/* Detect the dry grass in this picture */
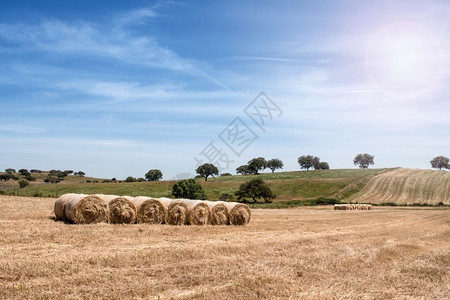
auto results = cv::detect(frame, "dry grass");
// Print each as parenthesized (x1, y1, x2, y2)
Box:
(351, 168, 450, 205)
(1, 196, 449, 299)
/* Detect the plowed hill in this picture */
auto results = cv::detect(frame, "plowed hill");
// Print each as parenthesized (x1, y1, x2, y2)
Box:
(350, 168, 450, 205)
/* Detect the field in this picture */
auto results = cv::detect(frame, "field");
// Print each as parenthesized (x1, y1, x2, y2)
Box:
(1, 196, 449, 299)
(0, 169, 386, 203)
(351, 168, 450, 205)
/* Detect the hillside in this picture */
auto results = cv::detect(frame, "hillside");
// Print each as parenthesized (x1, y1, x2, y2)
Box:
(349, 168, 450, 205)
(0, 169, 386, 202)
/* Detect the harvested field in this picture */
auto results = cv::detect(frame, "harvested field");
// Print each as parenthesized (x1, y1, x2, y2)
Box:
(0, 196, 449, 299)
(350, 168, 450, 205)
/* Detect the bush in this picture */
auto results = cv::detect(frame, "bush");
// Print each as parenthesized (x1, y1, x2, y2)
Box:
(220, 173, 232, 177)
(25, 174, 36, 181)
(125, 176, 136, 182)
(218, 193, 235, 202)
(235, 178, 276, 203)
(44, 176, 61, 183)
(145, 169, 163, 181)
(172, 179, 206, 200)
(18, 180, 29, 188)
(136, 178, 146, 182)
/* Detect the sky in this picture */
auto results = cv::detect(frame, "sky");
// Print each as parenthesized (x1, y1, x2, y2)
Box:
(0, 0, 449, 179)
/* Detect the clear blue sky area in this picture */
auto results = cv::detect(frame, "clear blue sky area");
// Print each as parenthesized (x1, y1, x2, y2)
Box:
(1, 0, 449, 179)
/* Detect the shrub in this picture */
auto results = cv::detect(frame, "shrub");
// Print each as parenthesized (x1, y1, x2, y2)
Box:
(125, 176, 136, 183)
(172, 179, 206, 200)
(18, 180, 29, 188)
(218, 193, 235, 202)
(220, 173, 232, 177)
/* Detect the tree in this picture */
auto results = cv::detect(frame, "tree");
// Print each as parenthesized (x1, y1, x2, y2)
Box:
(25, 174, 36, 181)
(247, 157, 267, 174)
(298, 155, 319, 171)
(145, 169, 163, 181)
(317, 162, 330, 170)
(74, 171, 85, 177)
(5, 168, 15, 174)
(0, 174, 11, 181)
(125, 176, 136, 182)
(195, 163, 219, 181)
(30, 169, 42, 173)
(430, 156, 449, 170)
(220, 173, 232, 177)
(267, 158, 284, 173)
(44, 176, 61, 183)
(353, 153, 375, 168)
(172, 179, 206, 200)
(236, 165, 251, 175)
(64, 170, 74, 175)
(18, 169, 29, 176)
(18, 180, 29, 188)
(235, 178, 276, 203)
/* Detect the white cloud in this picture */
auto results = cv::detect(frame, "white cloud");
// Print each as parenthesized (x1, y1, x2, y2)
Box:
(0, 124, 46, 134)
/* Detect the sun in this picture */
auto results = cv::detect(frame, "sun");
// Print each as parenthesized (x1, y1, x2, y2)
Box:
(366, 22, 443, 99)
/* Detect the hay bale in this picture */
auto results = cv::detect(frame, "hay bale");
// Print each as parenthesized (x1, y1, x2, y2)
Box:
(223, 202, 251, 226)
(65, 194, 116, 224)
(54, 193, 87, 221)
(178, 199, 211, 225)
(334, 204, 347, 210)
(135, 197, 172, 224)
(109, 196, 137, 224)
(205, 201, 229, 225)
(167, 200, 190, 225)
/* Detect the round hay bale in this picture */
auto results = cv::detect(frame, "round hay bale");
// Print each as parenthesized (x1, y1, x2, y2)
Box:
(135, 197, 172, 224)
(65, 194, 115, 224)
(109, 196, 137, 224)
(223, 202, 251, 226)
(167, 200, 190, 225)
(204, 201, 229, 225)
(54, 194, 87, 221)
(178, 199, 211, 225)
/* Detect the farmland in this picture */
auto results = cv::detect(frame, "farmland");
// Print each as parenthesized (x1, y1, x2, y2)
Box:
(350, 168, 450, 205)
(0, 168, 386, 203)
(0, 196, 449, 299)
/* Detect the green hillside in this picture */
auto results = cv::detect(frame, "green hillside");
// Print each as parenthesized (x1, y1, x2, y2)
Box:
(0, 169, 387, 202)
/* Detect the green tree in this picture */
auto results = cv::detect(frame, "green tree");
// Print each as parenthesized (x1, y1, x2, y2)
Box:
(25, 174, 36, 181)
(195, 163, 219, 181)
(430, 156, 449, 170)
(145, 169, 163, 181)
(5, 168, 16, 174)
(353, 153, 375, 168)
(18, 169, 29, 176)
(317, 162, 330, 170)
(247, 157, 267, 174)
(236, 165, 251, 175)
(125, 176, 136, 182)
(0, 174, 11, 181)
(267, 158, 284, 173)
(172, 179, 206, 200)
(235, 178, 276, 203)
(298, 155, 319, 171)
(74, 171, 85, 177)
(18, 180, 29, 188)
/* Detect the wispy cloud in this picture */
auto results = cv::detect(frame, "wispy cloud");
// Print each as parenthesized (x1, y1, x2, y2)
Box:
(0, 124, 46, 134)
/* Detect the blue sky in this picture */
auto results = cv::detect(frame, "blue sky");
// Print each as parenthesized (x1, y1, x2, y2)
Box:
(1, 0, 449, 179)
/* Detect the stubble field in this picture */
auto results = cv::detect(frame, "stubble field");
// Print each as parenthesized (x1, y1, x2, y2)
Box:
(1, 196, 449, 299)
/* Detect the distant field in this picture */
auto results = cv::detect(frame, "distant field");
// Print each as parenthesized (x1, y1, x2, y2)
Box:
(0, 169, 387, 203)
(0, 196, 448, 299)
(350, 168, 450, 205)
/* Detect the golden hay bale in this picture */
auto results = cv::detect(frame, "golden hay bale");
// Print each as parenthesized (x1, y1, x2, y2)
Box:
(134, 197, 172, 224)
(178, 199, 211, 225)
(223, 202, 251, 226)
(334, 204, 347, 210)
(54, 194, 87, 221)
(204, 201, 229, 225)
(167, 200, 190, 225)
(109, 196, 137, 224)
(65, 194, 116, 224)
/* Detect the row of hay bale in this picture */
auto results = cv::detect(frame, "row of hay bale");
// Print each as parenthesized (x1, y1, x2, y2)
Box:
(334, 204, 372, 210)
(54, 194, 251, 225)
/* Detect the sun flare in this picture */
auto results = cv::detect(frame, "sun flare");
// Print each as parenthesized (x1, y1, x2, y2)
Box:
(366, 22, 443, 99)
